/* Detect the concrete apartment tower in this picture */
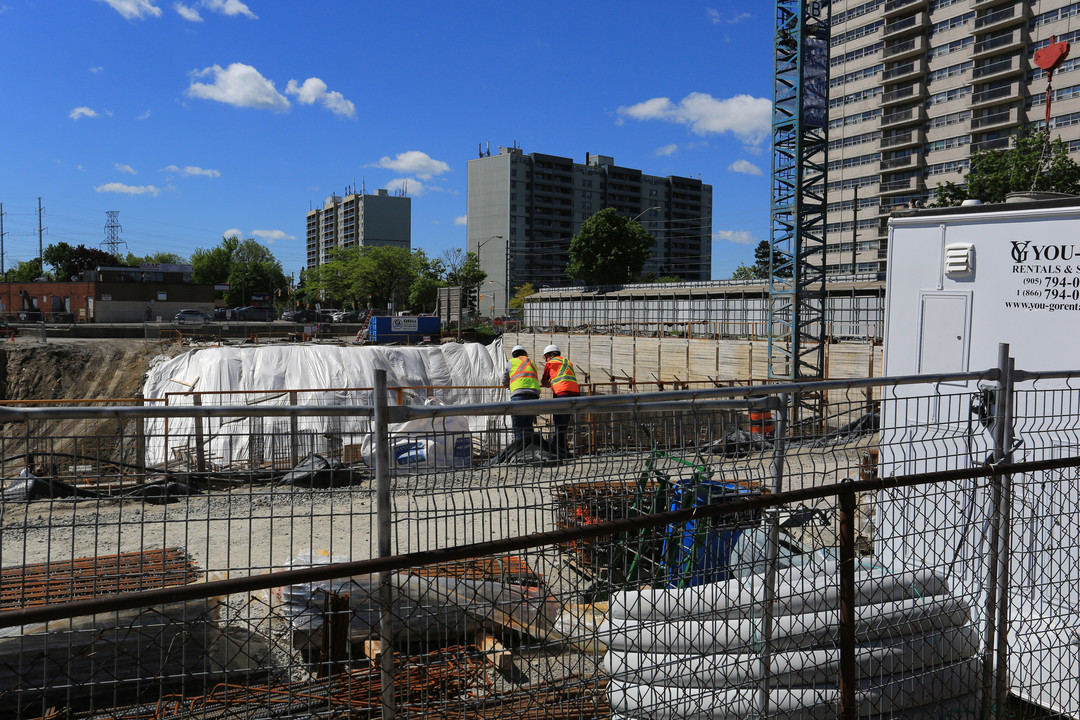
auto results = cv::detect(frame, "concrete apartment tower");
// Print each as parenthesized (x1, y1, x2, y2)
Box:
(466, 146, 713, 314)
(828, 0, 1080, 276)
(305, 189, 411, 268)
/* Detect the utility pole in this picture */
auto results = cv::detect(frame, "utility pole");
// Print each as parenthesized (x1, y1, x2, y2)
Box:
(37, 198, 44, 278)
(0, 202, 5, 277)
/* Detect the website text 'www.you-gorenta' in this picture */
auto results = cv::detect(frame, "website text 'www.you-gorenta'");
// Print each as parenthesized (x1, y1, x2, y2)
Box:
(1004, 301, 1080, 311)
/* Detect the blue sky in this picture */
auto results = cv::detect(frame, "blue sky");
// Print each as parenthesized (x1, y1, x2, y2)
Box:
(0, 0, 775, 282)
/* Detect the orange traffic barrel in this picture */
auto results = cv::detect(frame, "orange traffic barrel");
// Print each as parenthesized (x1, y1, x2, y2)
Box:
(749, 410, 774, 436)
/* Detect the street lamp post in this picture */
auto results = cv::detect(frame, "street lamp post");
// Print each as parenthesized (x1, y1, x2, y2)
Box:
(476, 234, 504, 316)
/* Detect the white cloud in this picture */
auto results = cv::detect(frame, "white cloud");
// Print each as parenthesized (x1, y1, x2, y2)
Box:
(454, 216, 467, 226)
(655, 144, 678, 157)
(95, 182, 162, 197)
(707, 8, 751, 23)
(385, 178, 424, 196)
(137, 109, 151, 120)
(162, 164, 221, 178)
(285, 78, 355, 118)
(222, 228, 244, 239)
(370, 151, 450, 180)
(714, 230, 756, 245)
(203, 0, 256, 18)
(69, 106, 103, 120)
(174, 2, 202, 20)
(96, 0, 162, 20)
(728, 159, 762, 176)
(89, 66, 104, 74)
(251, 229, 294, 244)
(114, 163, 137, 175)
(617, 92, 772, 146)
(186, 63, 290, 112)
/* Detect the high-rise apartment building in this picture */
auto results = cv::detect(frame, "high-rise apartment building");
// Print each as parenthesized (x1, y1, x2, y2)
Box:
(305, 189, 410, 268)
(827, 0, 1080, 276)
(466, 147, 713, 313)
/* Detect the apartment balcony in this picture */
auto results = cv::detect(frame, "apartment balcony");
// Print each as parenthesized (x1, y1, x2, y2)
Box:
(971, 82, 1019, 109)
(973, 29, 1026, 58)
(882, 82, 927, 107)
(972, 53, 1023, 82)
(971, 136, 1011, 153)
(883, 0, 927, 18)
(879, 177, 925, 196)
(974, 3, 1027, 32)
(883, 35, 926, 62)
(880, 153, 919, 171)
(882, 57, 927, 83)
(880, 128, 925, 150)
(973, 0, 1012, 8)
(970, 106, 1021, 131)
(881, 105, 926, 129)
(884, 11, 929, 39)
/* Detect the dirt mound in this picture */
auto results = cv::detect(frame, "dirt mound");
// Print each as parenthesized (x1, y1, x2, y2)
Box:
(0, 339, 179, 402)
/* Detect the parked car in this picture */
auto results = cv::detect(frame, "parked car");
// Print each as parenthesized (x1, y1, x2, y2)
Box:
(332, 310, 360, 323)
(213, 307, 230, 320)
(174, 309, 212, 324)
(235, 306, 276, 322)
(289, 309, 319, 323)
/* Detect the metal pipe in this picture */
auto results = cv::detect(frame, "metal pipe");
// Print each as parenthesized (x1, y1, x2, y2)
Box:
(4, 453, 1079, 630)
(193, 392, 206, 474)
(373, 369, 396, 720)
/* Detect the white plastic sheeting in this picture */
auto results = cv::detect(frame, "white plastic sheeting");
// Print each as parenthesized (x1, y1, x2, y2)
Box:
(141, 340, 507, 469)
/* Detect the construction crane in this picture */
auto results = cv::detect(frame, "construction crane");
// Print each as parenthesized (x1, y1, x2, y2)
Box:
(767, 0, 830, 426)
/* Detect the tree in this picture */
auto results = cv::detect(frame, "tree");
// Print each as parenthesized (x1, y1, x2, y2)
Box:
(933, 126, 1080, 206)
(190, 236, 286, 307)
(43, 243, 119, 281)
(8, 259, 43, 282)
(125, 251, 187, 265)
(508, 283, 536, 310)
(567, 207, 653, 285)
(444, 250, 486, 313)
(731, 263, 757, 280)
(752, 240, 791, 278)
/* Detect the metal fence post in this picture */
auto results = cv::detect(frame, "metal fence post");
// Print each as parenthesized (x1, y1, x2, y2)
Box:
(981, 342, 1009, 720)
(134, 392, 146, 475)
(994, 356, 1016, 716)
(289, 390, 299, 469)
(838, 484, 857, 720)
(373, 370, 396, 720)
(758, 395, 787, 720)
(192, 392, 206, 474)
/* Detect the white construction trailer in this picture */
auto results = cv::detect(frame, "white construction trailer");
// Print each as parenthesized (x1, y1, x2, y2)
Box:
(879, 195, 1080, 718)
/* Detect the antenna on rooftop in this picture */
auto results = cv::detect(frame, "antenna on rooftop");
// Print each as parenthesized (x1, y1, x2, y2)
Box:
(102, 211, 128, 259)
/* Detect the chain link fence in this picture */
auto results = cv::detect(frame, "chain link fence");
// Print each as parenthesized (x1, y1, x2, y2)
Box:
(0, 350, 1076, 719)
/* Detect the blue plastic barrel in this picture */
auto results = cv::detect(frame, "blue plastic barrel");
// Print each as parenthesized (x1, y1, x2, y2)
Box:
(662, 479, 761, 587)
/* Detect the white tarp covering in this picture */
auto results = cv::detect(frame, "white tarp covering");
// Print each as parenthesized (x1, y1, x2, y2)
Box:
(141, 340, 507, 469)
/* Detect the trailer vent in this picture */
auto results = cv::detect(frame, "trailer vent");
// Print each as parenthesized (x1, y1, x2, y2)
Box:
(944, 243, 975, 278)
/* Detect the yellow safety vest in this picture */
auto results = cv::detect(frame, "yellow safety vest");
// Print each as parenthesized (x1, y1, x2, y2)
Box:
(509, 356, 541, 393)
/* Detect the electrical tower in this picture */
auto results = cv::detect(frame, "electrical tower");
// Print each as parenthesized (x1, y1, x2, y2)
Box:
(103, 211, 128, 258)
(768, 0, 829, 425)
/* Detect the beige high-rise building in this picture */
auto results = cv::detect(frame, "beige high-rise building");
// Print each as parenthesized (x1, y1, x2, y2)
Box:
(305, 189, 411, 269)
(827, 0, 1080, 276)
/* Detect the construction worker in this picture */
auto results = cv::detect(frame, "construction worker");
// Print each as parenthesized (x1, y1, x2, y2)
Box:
(502, 345, 541, 443)
(540, 344, 579, 457)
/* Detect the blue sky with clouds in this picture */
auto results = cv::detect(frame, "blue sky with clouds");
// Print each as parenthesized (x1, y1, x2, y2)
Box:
(0, 0, 775, 281)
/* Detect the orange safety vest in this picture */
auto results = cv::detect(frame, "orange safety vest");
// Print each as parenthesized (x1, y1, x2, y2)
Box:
(546, 357, 579, 395)
(508, 356, 541, 393)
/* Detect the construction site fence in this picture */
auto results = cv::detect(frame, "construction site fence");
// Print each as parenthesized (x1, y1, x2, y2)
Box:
(523, 288, 885, 340)
(0, 347, 1076, 719)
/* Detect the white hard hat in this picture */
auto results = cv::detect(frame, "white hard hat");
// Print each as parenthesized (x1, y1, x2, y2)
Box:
(511, 345, 527, 356)
(543, 344, 561, 356)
